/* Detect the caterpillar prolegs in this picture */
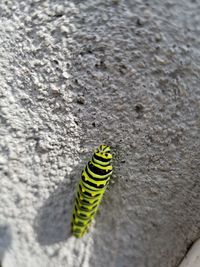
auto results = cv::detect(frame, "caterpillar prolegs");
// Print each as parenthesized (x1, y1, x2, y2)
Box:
(71, 144, 113, 238)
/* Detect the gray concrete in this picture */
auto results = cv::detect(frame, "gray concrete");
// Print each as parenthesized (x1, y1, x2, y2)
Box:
(0, 0, 200, 266)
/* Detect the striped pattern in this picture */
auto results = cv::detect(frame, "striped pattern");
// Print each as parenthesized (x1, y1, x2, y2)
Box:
(71, 145, 113, 238)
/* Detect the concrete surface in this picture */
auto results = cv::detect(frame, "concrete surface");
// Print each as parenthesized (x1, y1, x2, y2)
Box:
(178, 239, 200, 267)
(0, 0, 200, 267)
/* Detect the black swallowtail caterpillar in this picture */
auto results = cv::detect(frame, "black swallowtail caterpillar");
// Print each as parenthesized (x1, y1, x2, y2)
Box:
(71, 144, 113, 238)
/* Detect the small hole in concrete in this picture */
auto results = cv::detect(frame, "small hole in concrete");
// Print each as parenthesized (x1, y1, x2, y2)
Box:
(135, 103, 144, 113)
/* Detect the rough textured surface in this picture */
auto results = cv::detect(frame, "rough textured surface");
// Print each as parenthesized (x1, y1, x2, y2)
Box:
(0, 0, 200, 267)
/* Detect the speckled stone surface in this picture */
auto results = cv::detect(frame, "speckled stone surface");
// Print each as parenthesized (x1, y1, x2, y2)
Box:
(0, 0, 200, 267)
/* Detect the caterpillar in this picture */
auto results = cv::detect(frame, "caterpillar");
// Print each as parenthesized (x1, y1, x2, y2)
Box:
(71, 144, 113, 238)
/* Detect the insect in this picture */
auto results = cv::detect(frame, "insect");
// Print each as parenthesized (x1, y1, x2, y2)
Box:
(71, 144, 113, 238)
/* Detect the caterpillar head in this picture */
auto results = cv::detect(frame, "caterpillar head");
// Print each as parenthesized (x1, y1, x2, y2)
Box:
(95, 144, 112, 161)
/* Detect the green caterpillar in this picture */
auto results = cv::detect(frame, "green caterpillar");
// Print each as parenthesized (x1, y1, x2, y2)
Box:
(71, 144, 113, 238)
